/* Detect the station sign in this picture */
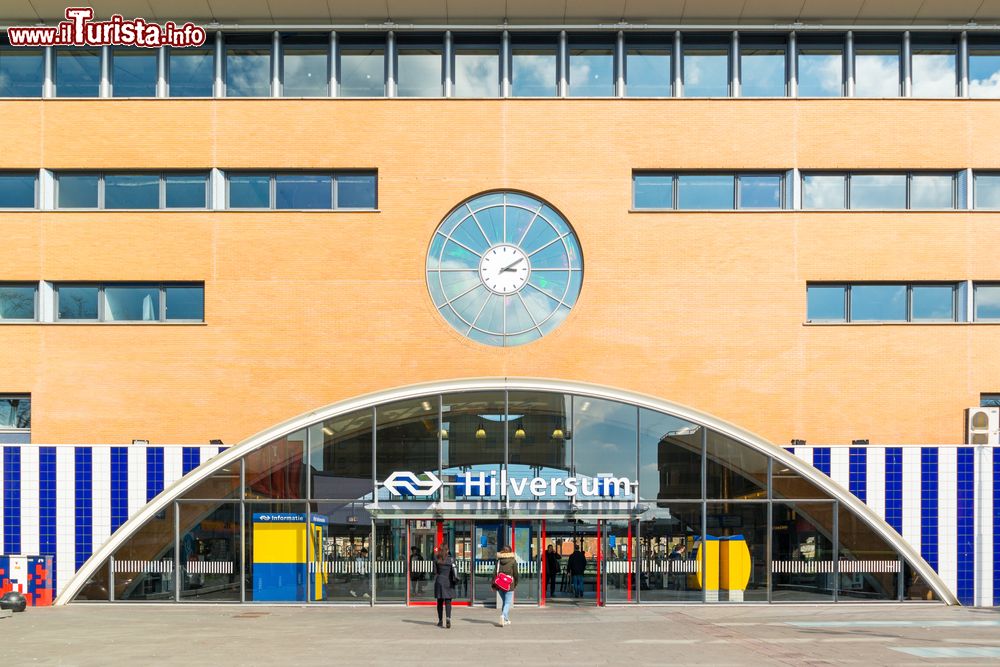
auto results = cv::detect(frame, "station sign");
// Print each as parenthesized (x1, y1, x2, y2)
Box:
(382, 469, 636, 498)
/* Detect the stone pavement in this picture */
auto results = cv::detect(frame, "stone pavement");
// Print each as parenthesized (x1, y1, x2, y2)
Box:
(4, 603, 1000, 666)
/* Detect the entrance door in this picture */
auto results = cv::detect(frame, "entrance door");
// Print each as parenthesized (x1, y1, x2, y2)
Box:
(602, 520, 637, 603)
(406, 520, 471, 605)
(542, 519, 602, 605)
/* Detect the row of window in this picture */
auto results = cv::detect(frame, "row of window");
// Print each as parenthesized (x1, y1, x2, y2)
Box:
(5, 30, 1000, 99)
(632, 171, 1000, 210)
(806, 282, 1000, 323)
(0, 282, 204, 323)
(0, 171, 377, 210)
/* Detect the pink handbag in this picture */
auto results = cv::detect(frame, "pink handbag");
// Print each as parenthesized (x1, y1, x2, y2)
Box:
(492, 571, 513, 592)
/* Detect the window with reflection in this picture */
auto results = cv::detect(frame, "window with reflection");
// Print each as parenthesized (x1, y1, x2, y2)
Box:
(771, 502, 835, 601)
(806, 285, 846, 322)
(105, 173, 159, 209)
(771, 461, 828, 498)
(639, 409, 701, 500)
(569, 39, 614, 97)
(969, 42, 1000, 98)
(911, 285, 956, 321)
(56, 285, 99, 320)
(168, 47, 214, 97)
(336, 173, 377, 209)
(165, 284, 204, 321)
(397, 38, 443, 97)
(797, 39, 843, 97)
(632, 174, 672, 209)
(0, 284, 36, 321)
(307, 408, 373, 500)
(505, 391, 570, 500)
(851, 284, 907, 322)
(276, 173, 332, 209)
(339, 39, 384, 97)
(740, 39, 786, 97)
(56, 173, 99, 208)
(705, 501, 767, 601)
(228, 173, 270, 208)
(442, 392, 504, 500)
(738, 174, 782, 208)
(0, 45, 44, 97)
(375, 398, 439, 484)
(178, 501, 240, 601)
(56, 48, 100, 97)
(111, 503, 175, 600)
(705, 430, 767, 499)
(112, 48, 157, 97)
(164, 173, 208, 208)
(225, 35, 271, 97)
(974, 173, 1000, 208)
(854, 40, 900, 98)
(911, 39, 957, 97)
(849, 174, 906, 209)
(974, 283, 1000, 321)
(910, 174, 955, 209)
(802, 174, 846, 209)
(243, 430, 307, 500)
(572, 396, 636, 497)
(682, 37, 729, 97)
(0, 172, 36, 208)
(677, 174, 734, 209)
(282, 33, 328, 97)
(640, 503, 702, 601)
(453, 37, 499, 97)
(511, 37, 557, 97)
(625, 39, 671, 97)
(838, 508, 902, 601)
(311, 503, 371, 601)
(105, 285, 160, 321)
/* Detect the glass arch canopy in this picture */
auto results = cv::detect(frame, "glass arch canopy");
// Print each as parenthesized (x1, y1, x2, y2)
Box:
(65, 385, 948, 605)
(427, 192, 583, 346)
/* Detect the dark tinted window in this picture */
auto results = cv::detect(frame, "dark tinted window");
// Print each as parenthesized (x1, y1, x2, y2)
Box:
(0, 173, 36, 208)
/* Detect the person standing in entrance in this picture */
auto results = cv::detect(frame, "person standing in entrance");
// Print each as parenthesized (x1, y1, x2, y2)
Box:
(544, 544, 561, 599)
(494, 545, 519, 627)
(433, 546, 459, 629)
(568, 544, 587, 598)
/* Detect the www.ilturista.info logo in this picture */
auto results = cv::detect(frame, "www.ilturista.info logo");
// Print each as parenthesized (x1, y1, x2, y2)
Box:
(6, 7, 206, 48)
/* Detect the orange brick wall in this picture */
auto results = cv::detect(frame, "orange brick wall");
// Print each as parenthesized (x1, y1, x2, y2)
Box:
(1, 98, 997, 445)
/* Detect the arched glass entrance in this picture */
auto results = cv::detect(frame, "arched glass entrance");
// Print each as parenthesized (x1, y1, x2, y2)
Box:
(60, 380, 953, 605)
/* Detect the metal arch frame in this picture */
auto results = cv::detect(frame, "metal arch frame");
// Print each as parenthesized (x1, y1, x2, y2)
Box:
(55, 377, 958, 605)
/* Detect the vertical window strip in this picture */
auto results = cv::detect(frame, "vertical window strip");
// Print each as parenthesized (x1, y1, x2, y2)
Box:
(39, 446, 57, 589)
(812, 447, 831, 476)
(884, 447, 903, 534)
(849, 447, 867, 502)
(920, 447, 939, 572)
(146, 447, 164, 502)
(182, 447, 200, 475)
(110, 447, 129, 532)
(74, 447, 92, 570)
(956, 447, 975, 605)
(3, 446, 21, 554)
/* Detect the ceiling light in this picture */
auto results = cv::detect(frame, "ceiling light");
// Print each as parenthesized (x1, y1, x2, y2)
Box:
(475, 424, 487, 439)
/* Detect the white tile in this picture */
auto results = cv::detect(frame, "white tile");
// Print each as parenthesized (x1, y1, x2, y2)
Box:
(55, 448, 75, 594)
(976, 447, 993, 606)
(164, 447, 183, 488)
(795, 447, 814, 467)
(830, 447, 849, 491)
(200, 446, 218, 466)
(92, 447, 111, 557)
(19, 446, 39, 555)
(128, 446, 147, 518)
(901, 447, 921, 556)
(867, 447, 886, 520)
(937, 448, 957, 597)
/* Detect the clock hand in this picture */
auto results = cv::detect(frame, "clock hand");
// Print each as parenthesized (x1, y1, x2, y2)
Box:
(500, 257, 524, 273)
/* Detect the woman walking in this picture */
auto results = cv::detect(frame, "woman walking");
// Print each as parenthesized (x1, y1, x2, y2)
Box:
(494, 545, 519, 627)
(434, 545, 459, 628)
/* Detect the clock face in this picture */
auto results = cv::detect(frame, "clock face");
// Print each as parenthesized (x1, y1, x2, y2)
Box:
(427, 192, 583, 347)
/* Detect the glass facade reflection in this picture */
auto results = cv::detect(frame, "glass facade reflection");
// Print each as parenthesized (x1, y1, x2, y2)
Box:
(74, 388, 930, 605)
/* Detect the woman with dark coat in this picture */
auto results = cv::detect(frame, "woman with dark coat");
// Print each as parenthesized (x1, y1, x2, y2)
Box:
(434, 545, 459, 628)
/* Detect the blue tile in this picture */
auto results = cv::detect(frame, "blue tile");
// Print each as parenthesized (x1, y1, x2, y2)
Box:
(885, 448, 903, 534)
(921, 448, 939, 572)
(74, 448, 93, 569)
(812, 447, 831, 476)
(146, 447, 164, 502)
(3, 447, 21, 554)
(849, 447, 867, 502)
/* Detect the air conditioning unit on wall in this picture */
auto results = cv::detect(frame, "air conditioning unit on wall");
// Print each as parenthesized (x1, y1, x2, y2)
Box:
(967, 407, 1000, 445)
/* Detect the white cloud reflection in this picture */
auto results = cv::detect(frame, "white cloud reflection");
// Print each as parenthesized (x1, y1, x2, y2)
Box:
(855, 54, 900, 97)
(912, 54, 956, 97)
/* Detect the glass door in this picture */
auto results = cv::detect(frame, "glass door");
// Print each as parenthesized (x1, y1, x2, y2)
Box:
(473, 522, 502, 607)
(407, 520, 473, 605)
(603, 520, 637, 603)
(509, 520, 540, 604)
(542, 519, 601, 605)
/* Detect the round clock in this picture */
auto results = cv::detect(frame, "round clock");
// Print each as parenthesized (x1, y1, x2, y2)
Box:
(426, 192, 583, 347)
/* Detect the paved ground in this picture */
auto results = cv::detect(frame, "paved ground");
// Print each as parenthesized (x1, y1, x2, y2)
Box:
(4, 603, 1000, 665)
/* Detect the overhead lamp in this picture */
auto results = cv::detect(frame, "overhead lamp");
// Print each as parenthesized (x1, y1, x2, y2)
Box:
(131, 439, 149, 445)
(209, 439, 224, 445)
(551, 427, 565, 440)
(439, 428, 449, 439)
(421, 401, 432, 412)
(475, 424, 487, 439)
(322, 427, 334, 436)
(513, 421, 526, 440)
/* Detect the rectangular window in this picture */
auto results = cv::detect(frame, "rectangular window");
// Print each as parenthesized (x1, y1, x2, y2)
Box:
(910, 174, 955, 209)
(625, 41, 671, 97)
(682, 37, 729, 97)
(112, 48, 157, 97)
(275, 173, 332, 209)
(396, 39, 443, 97)
(0, 396, 30, 430)
(281, 34, 328, 97)
(969, 42, 1000, 98)
(738, 174, 782, 209)
(740, 40, 786, 97)
(56, 283, 204, 322)
(0, 44, 44, 97)
(225, 35, 271, 97)
(911, 39, 957, 98)
(338, 42, 385, 97)
(849, 174, 907, 209)
(0, 172, 37, 208)
(974, 173, 1000, 209)
(0, 283, 36, 321)
(854, 40, 900, 98)
(56, 173, 100, 208)
(802, 174, 846, 209)
(974, 284, 1000, 321)
(453, 40, 500, 98)
(104, 173, 159, 209)
(981, 394, 1000, 408)
(55, 48, 101, 97)
(677, 174, 734, 209)
(807, 285, 847, 322)
(164, 173, 208, 208)
(632, 174, 673, 209)
(808, 283, 963, 323)
(569, 39, 614, 97)
(227, 172, 376, 209)
(797, 38, 843, 97)
(168, 47, 214, 97)
(511, 37, 557, 97)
